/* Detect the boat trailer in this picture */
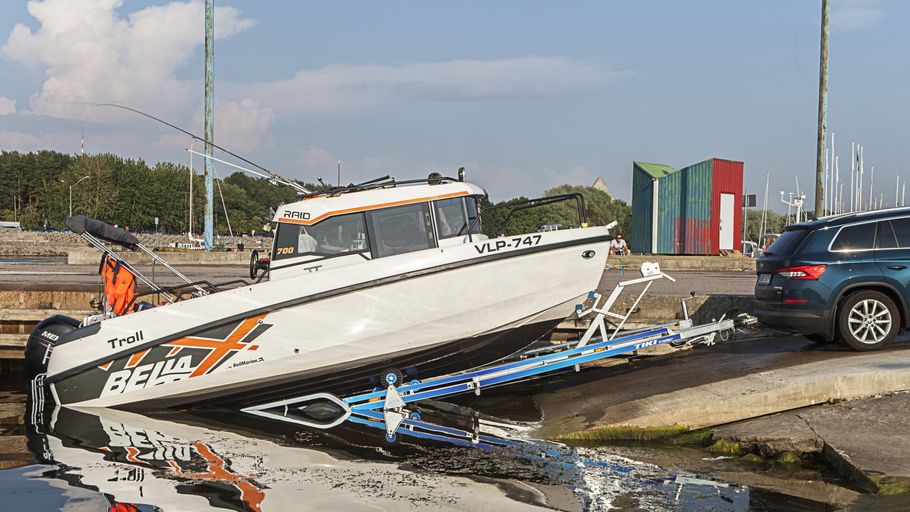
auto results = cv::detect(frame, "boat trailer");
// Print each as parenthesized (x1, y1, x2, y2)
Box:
(244, 262, 744, 442)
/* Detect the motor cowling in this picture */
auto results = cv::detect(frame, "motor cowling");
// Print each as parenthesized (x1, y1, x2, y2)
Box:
(25, 315, 81, 380)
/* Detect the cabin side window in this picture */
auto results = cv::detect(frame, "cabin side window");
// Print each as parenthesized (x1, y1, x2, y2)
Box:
(367, 202, 436, 258)
(434, 198, 468, 239)
(465, 196, 481, 234)
(433, 197, 482, 239)
(273, 212, 368, 260)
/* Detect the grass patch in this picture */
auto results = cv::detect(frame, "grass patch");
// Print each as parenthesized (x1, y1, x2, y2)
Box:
(776, 451, 801, 466)
(557, 424, 717, 449)
(875, 477, 910, 496)
(707, 439, 742, 457)
(739, 453, 764, 464)
(664, 429, 713, 447)
(558, 424, 691, 444)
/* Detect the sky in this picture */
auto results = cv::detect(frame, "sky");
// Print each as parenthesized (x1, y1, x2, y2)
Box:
(0, 0, 907, 208)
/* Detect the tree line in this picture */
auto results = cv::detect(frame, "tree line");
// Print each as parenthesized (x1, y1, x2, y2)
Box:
(1, 151, 298, 235)
(0, 150, 632, 239)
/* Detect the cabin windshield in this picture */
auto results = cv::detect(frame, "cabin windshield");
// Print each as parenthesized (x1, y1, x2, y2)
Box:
(273, 212, 368, 260)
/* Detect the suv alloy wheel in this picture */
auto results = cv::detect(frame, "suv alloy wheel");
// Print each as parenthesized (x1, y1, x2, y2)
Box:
(837, 290, 899, 351)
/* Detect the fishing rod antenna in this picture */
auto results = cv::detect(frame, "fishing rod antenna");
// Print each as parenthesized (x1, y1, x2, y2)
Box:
(94, 103, 310, 194)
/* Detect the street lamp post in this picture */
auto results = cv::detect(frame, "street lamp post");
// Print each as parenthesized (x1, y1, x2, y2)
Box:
(69, 175, 90, 218)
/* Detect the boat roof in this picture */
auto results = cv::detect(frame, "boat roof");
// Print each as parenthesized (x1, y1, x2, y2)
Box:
(274, 179, 486, 225)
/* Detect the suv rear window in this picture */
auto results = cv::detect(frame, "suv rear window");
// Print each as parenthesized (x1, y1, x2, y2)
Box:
(888, 217, 910, 247)
(764, 229, 809, 256)
(876, 221, 898, 249)
(831, 224, 875, 251)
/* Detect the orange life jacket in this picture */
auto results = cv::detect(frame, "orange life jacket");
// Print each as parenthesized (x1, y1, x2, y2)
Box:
(109, 503, 140, 512)
(100, 255, 136, 315)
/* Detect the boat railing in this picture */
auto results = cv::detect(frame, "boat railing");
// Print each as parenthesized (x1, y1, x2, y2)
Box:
(124, 278, 252, 312)
(65, 215, 216, 312)
(310, 170, 465, 199)
(464, 192, 586, 241)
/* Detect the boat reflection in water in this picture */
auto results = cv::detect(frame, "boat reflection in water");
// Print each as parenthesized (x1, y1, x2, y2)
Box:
(24, 393, 754, 511)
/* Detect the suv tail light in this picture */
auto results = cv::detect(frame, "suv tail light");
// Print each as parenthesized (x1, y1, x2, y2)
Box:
(777, 264, 827, 280)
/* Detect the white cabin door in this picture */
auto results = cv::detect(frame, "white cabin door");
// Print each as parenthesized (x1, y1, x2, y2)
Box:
(719, 193, 734, 250)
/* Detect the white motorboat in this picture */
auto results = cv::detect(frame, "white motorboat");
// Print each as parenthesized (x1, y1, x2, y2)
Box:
(27, 173, 612, 409)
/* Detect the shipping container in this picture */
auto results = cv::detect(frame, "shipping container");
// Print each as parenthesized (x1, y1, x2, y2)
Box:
(631, 158, 743, 255)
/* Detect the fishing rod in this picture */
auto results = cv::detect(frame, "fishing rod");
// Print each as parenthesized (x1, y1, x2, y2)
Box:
(95, 103, 311, 194)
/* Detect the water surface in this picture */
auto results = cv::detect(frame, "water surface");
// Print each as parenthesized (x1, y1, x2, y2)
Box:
(0, 384, 887, 511)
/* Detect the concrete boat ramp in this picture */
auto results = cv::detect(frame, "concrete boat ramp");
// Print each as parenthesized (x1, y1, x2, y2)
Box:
(530, 335, 910, 495)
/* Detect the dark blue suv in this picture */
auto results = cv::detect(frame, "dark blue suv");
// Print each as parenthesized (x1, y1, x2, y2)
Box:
(755, 208, 910, 351)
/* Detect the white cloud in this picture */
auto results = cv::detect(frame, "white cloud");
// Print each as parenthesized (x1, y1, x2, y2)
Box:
(0, 130, 43, 148)
(830, 0, 884, 31)
(230, 57, 631, 118)
(0, 97, 15, 115)
(467, 162, 599, 200)
(0, 1, 630, 165)
(0, 130, 74, 151)
(155, 98, 275, 154)
(1, 0, 253, 121)
(214, 98, 275, 152)
(314, 153, 599, 201)
(299, 146, 338, 173)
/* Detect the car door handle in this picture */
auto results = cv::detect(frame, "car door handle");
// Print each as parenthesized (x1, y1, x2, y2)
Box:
(887, 265, 907, 271)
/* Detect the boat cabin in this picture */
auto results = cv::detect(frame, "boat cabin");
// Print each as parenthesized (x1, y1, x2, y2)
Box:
(268, 179, 487, 279)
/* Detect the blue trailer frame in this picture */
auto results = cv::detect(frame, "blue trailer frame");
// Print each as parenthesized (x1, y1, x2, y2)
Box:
(243, 264, 737, 442)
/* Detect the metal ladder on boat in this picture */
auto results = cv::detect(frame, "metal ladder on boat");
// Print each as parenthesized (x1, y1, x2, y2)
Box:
(243, 263, 737, 441)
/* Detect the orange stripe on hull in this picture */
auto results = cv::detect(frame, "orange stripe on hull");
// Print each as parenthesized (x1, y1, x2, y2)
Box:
(161, 313, 268, 379)
(125, 349, 149, 369)
(278, 191, 468, 226)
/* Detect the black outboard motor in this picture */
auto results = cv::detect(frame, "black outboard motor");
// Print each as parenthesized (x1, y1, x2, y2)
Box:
(24, 315, 81, 380)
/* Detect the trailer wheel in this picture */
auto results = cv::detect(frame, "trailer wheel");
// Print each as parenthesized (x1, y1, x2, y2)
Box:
(381, 368, 403, 386)
(837, 291, 898, 351)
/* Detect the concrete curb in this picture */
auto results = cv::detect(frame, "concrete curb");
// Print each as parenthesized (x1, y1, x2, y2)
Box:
(582, 354, 910, 431)
(554, 348, 910, 494)
(66, 248, 248, 265)
(610, 255, 756, 273)
(712, 393, 910, 495)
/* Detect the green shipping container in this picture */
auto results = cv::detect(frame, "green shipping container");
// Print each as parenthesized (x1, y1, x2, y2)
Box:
(631, 159, 743, 255)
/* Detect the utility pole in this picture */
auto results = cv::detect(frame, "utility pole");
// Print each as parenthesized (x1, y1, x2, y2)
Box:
(203, 0, 215, 251)
(759, 172, 769, 243)
(67, 175, 90, 218)
(814, 0, 830, 217)
(337, 160, 341, 187)
(742, 186, 747, 244)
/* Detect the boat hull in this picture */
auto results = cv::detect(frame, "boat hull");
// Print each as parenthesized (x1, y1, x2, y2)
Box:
(48, 228, 611, 408)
